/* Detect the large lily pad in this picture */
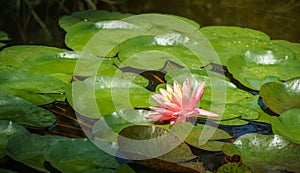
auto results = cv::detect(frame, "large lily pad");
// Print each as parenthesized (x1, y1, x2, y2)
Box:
(0, 70, 67, 105)
(260, 77, 300, 114)
(226, 40, 300, 90)
(184, 123, 232, 151)
(67, 76, 152, 118)
(223, 133, 300, 172)
(18, 51, 80, 83)
(92, 109, 150, 141)
(59, 10, 133, 32)
(118, 34, 208, 70)
(0, 45, 66, 67)
(45, 138, 119, 173)
(5, 133, 66, 173)
(118, 125, 206, 172)
(64, 20, 147, 57)
(0, 93, 56, 127)
(200, 26, 270, 40)
(271, 108, 300, 144)
(0, 120, 29, 159)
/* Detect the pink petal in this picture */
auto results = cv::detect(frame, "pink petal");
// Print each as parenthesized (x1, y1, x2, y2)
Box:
(151, 94, 166, 108)
(182, 77, 191, 110)
(163, 102, 181, 112)
(195, 108, 219, 118)
(190, 81, 205, 108)
(159, 88, 172, 101)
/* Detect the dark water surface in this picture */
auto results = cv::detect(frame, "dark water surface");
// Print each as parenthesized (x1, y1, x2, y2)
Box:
(0, 0, 299, 47)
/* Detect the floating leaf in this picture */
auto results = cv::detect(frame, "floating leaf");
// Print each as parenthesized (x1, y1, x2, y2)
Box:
(260, 77, 300, 114)
(92, 109, 150, 141)
(0, 62, 14, 72)
(45, 138, 118, 173)
(0, 45, 66, 67)
(223, 133, 300, 172)
(5, 133, 66, 173)
(217, 162, 252, 173)
(67, 76, 152, 118)
(183, 123, 232, 151)
(226, 40, 300, 90)
(217, 118, 249, 126)
(118, 125, 205, 172)
(0, 93, 56, 127)
(200, 26, 270, 40)
(0, 70, 66, 105)
(118, 34, 206, 69)
(115, 164, 136, 173)
(64, 20, 147, 57)
(271, 108, 300, 144)
(0, 120, 29, 159)
(59, 10, 132, 32)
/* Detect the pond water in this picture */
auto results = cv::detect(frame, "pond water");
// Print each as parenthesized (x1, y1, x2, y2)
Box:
(0, 0, 299, 46)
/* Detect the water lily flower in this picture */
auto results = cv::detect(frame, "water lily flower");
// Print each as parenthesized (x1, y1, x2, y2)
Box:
(147, 77, 219, 124)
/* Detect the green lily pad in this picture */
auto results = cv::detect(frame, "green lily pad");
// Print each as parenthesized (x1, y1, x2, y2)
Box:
(217, 162, 252, 173)
(226, 40, 300, 90)
(45, 138, 119, 173)
(165, 68, 260, 122)
(18, 51, 80, 83)
(0, 120, 29, 159)
(271, 108, 300, 144)
(118, 125, 205, 172)
(67, 76, 152, 118)
(115, 164, 136, 173)
(217, 118, 249, 126)
(0, 93, 56, 127)
(5, 133, 66, 173)
(0, 62, 14, 72)
(260, 77, 300, 114)
(59, 10, 132, 32)
(0, 45, 66, 67)
(64, 20, 147, 57)
(0, 70, 67, 105)
(92, 109, 150, 141)
(200, 26, 270, 40)
(223, 133, 300, 172)
(118, 34, 208, 70)
(118, 125, 196, 160)
(182, 123, 232, 151)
